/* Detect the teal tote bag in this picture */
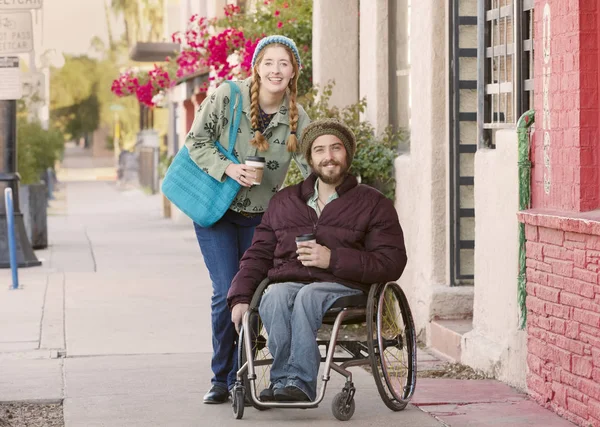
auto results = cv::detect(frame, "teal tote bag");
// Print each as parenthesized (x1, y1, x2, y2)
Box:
(161, 81, 243, 227)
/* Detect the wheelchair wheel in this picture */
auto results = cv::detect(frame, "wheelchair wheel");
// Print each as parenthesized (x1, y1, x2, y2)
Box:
(238, 309, 272, 410)
(367, 282, 417, 411)
(232, 386, 245, 419)
(332, 391, 355, 421)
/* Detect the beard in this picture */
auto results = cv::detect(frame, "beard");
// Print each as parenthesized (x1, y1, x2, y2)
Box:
(313, 159, 348, 185)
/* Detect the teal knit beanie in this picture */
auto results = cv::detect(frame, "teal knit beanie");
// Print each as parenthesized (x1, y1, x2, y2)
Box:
(251, 35, 302, 69)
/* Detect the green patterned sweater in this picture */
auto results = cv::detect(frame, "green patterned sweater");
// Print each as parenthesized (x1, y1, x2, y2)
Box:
(185, 78, 310, 214)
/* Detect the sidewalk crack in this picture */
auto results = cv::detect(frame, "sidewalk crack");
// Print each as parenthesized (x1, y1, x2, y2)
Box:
(84, 228, 97, 272)
(37, 275, 50, 350)
(61, 273, 66, 351)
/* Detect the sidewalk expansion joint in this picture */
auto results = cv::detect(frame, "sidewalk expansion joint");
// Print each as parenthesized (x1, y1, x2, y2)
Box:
(414, 405, 451, 427)
(414, 398, 526, 407)
(0, 349, 66, 361)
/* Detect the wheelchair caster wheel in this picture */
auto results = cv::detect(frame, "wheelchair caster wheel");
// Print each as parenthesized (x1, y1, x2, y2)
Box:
(332, 391, 355, 421)
(232, 387, 245, 419)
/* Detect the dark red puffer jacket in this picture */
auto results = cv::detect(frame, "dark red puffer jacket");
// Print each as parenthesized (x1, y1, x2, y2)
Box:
(227, 173, 407, 308)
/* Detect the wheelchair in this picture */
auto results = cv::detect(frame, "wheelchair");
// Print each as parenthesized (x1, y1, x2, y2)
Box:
(232, 279, 417, 421)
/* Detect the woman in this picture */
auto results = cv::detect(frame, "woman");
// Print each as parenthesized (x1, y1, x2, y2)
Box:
(185, 35, 311, 404)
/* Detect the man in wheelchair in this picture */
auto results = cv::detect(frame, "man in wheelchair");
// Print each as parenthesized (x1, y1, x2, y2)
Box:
(227, 119, 407, 403)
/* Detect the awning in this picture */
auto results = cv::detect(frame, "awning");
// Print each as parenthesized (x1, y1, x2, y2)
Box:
(129, 42, 180, 62)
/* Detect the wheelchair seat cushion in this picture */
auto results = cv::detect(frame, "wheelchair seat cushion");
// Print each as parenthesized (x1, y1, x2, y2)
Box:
(329, 293, 368, 310)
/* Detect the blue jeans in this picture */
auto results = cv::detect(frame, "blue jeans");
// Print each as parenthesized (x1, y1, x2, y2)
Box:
(258, 282, 363, 400)
(194, 210, 263, 390)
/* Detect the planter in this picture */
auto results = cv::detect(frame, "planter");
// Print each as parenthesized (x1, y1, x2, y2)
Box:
(159, 179, 171, 218)
(163, 195, 172, 218)
(20, 182, 48, 249)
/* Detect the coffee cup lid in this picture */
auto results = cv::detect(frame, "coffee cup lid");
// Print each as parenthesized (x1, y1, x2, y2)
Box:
(246, 156, 265, 162)
(296, 233, 316, 241)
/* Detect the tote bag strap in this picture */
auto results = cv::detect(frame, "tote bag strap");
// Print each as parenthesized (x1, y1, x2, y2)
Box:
(225, 81, 242, 155)
(214, 81, 243, 160)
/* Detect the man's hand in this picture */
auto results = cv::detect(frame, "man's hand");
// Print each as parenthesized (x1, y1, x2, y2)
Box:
(231, 303, 250, 333)
(297, 241, 331, 269)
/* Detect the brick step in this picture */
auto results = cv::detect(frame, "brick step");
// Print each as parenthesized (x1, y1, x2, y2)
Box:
(429, 318, 473, 362)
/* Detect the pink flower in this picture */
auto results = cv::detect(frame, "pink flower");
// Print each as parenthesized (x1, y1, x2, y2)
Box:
(274, 10, 280, 16)
(283, 2, 289, 8)
(277, 21, 283, 28)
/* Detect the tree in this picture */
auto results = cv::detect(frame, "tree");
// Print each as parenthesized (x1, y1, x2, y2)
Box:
(111, 0, 141, 48)
(111, 0, 164, 47)
(50, 55, 101, 141)
(142, 0, 164, 42)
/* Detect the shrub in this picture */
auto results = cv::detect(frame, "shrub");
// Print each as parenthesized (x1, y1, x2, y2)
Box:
(285, 82, 408, 199)
(17, 120, 65, 185)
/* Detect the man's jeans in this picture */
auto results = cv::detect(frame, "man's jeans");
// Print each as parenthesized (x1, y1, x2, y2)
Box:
(259, 282, 363, 400)
(194, 210, 262, 390)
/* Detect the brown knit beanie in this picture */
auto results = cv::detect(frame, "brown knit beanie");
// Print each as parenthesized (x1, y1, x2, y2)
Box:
(300, 119, 356, 166)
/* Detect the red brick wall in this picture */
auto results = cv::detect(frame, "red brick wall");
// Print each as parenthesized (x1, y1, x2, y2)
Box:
(525, 3, 600, 425)
(525, 222, 600, 426)
(532, 0, 600, 212)
(579, 1, 600, 211)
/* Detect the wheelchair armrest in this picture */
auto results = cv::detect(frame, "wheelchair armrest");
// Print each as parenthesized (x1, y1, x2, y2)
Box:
(249, 278, 270, 311)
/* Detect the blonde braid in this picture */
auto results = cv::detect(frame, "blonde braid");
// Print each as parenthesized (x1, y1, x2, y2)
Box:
(249, 72, 269, 152)
(286, 76, 299, 153)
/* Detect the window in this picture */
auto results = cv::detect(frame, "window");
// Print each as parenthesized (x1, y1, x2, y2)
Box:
(478, 0, 534, 146)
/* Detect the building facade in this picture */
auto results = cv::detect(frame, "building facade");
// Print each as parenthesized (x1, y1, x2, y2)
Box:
(312, 0, 531, 392)
(164, 0, 228, 222)
(518, 1, 600, 425)
(318, 1, 600, 425)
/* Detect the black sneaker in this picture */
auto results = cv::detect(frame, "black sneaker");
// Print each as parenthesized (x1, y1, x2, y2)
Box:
(259, 387, 275, 401)
(273, 386, 311, 402)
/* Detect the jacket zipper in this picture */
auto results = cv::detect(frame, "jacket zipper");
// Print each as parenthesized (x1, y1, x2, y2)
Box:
(307, 203, 319, 233)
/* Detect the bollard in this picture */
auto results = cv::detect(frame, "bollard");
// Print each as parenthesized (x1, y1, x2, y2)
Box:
(4, 188, 19, 289)
(47, 167, 55, 201)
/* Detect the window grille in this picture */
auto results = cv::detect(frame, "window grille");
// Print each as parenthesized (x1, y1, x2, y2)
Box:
(478, 0, 534, 145)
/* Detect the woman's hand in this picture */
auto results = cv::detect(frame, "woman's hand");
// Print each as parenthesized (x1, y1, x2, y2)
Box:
(225, 164, 256, 187)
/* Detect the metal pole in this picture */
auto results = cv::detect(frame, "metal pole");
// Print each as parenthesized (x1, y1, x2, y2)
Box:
(513, 0, 524, 119)
(4, 188, 19, 289)
(0, 99, 41, 268)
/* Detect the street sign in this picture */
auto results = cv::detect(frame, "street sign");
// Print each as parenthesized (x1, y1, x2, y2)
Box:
(21, 70, 43, 99)
(0, 12, 32, 54)
(0, 56, 21, 100)
(0, 0, 42, 11)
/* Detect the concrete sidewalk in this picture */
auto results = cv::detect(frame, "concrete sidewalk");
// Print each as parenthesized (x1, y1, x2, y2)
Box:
(0, 147, 576, 426)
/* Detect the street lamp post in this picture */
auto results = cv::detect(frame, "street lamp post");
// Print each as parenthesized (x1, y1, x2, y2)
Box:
(0, 100, 40, 268)
(0, 2, 44, 268)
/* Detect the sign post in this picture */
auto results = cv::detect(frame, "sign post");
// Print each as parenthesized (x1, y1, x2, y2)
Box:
(0, 5, 40, 268)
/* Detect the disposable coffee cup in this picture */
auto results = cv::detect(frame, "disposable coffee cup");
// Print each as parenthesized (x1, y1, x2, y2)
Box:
(296, 233, 316, 266)
(245, 156, 265, 185)
(296, 233, 316, 247)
